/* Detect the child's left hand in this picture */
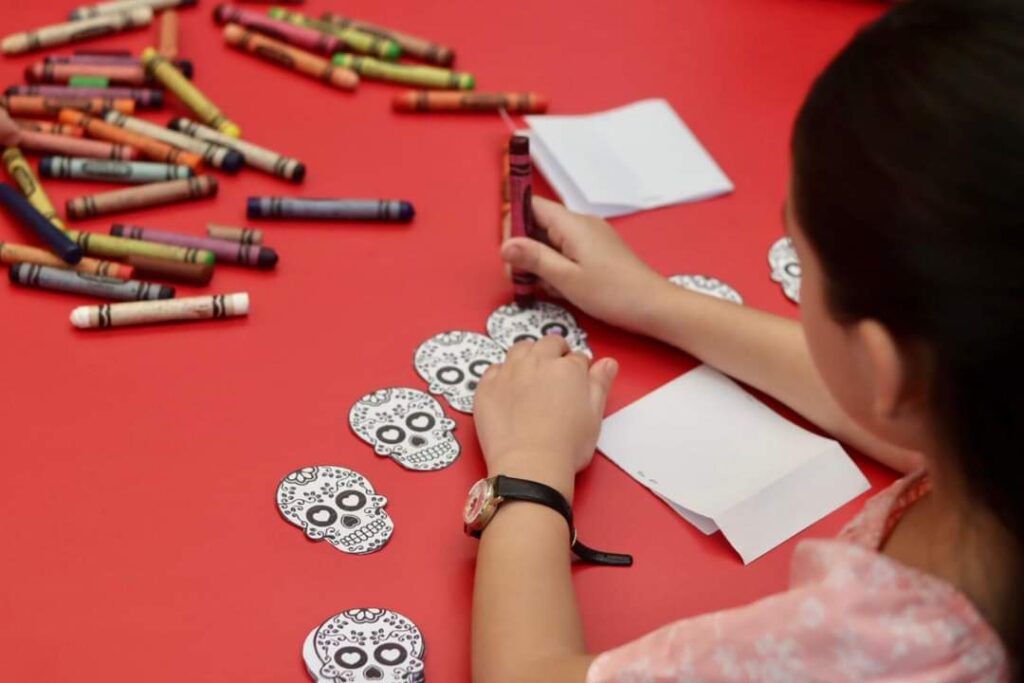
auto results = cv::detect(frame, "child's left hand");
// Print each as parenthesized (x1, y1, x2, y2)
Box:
(473, 334, 618, 502)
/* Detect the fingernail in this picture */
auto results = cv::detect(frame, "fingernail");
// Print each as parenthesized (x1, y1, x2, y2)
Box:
(503, 243, 523, 262)
(606, 358, 619, 378)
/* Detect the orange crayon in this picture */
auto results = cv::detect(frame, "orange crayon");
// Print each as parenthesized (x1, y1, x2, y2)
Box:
(222, 24, 358, 91)
(395, 91, 548, 114)
(59, 109, 202, 169)
(0, 241, 134, 279)
(66, 175, 218, 219)
(13, 119, 85, 138)
(159, 9, 179, 60)
(0, 94, 135, 116)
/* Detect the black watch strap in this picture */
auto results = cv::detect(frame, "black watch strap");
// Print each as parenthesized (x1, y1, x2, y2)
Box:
(493, 476, 633, 568)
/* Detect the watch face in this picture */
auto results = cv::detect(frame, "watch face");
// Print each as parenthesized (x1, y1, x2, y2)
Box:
(464, 479, 491, 525)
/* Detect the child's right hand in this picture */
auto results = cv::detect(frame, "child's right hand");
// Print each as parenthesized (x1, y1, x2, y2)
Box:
(501, 196, 671, 334)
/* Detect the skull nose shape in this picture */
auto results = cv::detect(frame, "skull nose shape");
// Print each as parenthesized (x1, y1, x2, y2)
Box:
(410, 435, 426, 447)
(364, 665, 384, 680)
(466, 380, 478, 391)
(341, 515, 360, 529)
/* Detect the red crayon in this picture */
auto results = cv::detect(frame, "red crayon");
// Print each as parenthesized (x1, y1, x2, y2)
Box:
(508, 135, 537, 307)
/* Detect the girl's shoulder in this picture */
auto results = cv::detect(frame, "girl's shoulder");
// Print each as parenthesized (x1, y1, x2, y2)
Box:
(588, 472, 1008, 683)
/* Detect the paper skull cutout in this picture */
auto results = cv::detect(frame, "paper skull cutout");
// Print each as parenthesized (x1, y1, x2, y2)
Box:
(276, 466, 393, 555)
(412, 331, 506, 414)
(668, 274, 744, 305)
(768, 236, 802, 303)
(303, 608, 425, 683)
(349, 387, 461, 471)
(485, 301, 592, 357)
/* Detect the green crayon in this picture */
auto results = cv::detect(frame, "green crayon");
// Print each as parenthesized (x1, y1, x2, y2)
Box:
(65, 228, 216, 264)
(268, 8, 401, 60)
(332, 53, 473, 90)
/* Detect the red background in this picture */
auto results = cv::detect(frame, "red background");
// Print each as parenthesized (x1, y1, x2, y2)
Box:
(0, 1, 890, 680)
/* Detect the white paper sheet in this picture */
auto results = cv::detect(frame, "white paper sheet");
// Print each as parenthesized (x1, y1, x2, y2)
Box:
(597, 365, 870, 563)
(524, 99, 733, 218)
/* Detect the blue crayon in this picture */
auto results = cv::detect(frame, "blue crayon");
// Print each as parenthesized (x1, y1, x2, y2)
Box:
(0, 183, 82, 264)
(246, 197, 414, 222)
(9, 262, 174, 300)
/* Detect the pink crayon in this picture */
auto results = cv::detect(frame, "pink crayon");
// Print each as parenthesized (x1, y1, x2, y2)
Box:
(0, 113, 137, 160)
(212, 4, 341, 56)
(110, 224, 278, 269)
(45, 55, 194, 76)
(508, 135, 538, 307)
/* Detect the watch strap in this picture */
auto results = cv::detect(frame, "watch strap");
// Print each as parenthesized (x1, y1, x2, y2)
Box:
(492, 475, 633, 568)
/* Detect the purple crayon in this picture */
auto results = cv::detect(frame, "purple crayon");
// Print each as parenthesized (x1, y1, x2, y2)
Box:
(6, 84, 163, 110)
(212, 5, 341, 56)
(110, 224, 277, 269)
(508, 135, 538, 307)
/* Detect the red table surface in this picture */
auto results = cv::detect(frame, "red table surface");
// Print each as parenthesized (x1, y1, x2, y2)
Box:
(0, 1, 891, 680)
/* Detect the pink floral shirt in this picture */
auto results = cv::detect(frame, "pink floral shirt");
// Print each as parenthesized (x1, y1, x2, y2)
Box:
(587, 472, 1008, 682)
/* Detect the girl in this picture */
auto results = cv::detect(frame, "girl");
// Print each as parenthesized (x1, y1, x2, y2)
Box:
(469, 0, 1020, 680)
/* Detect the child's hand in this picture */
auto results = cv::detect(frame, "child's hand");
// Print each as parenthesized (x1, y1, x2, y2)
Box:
(473, 334, 618, 501)
(501, 197, 672, 334)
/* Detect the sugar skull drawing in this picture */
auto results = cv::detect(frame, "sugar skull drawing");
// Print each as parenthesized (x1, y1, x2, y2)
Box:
(668, 274, 744, 305)
(485, 301, 592, 357)
(768, 236, 801, 303)
(349, 387, 460, 471)
(412, 331, 506, 414)
(276, 466, 393, 555)
(303, 608, 425, 683)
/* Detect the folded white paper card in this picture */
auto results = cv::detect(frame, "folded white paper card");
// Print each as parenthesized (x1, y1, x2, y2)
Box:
(597, 365, 870, 563)
(523, 99, 733, 218)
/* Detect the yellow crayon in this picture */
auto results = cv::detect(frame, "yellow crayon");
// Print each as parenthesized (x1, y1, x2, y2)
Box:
(2, 147, 66, 230)
(331, 53, 474, 90)
(141, 47, 241, 138)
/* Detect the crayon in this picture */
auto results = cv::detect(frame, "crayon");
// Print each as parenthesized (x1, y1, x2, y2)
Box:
(501, 141, 510, 238)
(65, 228, 216, 264)
(0, 241, 133, 279)
(101, 111, 243, 173)
(26, 62, 166, 87)
(0, 184, 82, 264)
(142, 48, 241, 138)
(168, 117, 304, 182)
(66, 175, 218, 220)
(332, 54, 474, 90)
(59, 110, 203, 170)
(2, 147, 66, 230)
(44, 54, 195, 77)
(0, 95, 135, 117)
(508, 135, 537, 307)
(207, 223, 262, 245)
(322, 12, 455, 67)
(267, 9, 400, 61)
(159, 9, 180, 60)
(111, 224, 278, 269)
(6, 131, 138, 161)
(69, 0, 197, 21)
(70, 292, 249, 329)
(9, 262, 173, 301)
(394, 91, 548, 114)
(6, 85, 164, 110)
(222, 24, 359, 91)
(74, 49, 133, 56)
(1, 9, 154, 55)
(40, 156, 194, 184)
(13, 119, 85, 138)
(246, 197, 414, 222)
(125, 253, 213, 285)
(213, 5, 341, 57)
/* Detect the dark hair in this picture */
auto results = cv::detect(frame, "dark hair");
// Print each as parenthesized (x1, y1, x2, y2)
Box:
(792, 0, 1024, 664)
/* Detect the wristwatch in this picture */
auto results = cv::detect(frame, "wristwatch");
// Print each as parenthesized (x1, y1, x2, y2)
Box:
(463, 475, 633, 567)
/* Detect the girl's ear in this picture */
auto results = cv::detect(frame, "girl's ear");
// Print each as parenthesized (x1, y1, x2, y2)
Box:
(853, 319, 929, 448)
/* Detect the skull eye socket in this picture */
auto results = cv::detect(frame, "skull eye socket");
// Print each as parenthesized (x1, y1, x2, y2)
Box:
(513, 333, 538, 343)
(376, 425, 406, 445)
(374, 643, 408, 666)
(306, 505, 338, 527)
(540, 323, 569, 337)
(436, 366, 464, 385)
(468, 360, 492, 378)
(333, 645, 368, 669)
(784, 262, 802, 278)
(335, 490, 367, 511)
(406, 412, 435, 432)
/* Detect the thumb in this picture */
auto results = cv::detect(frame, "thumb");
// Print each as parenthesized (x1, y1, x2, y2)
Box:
(588, 357, 618, 417)
(501, 237, 580, 294)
